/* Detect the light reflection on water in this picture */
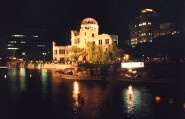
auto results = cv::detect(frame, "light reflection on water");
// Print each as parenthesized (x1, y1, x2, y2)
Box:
(41, 69, 48, 96)
(122, 85, 152, 118)
(0, 68, 184, 119)
(127, 85, 134, 114)
(72, 81, 80, 119)
(73, 81, 80, 107)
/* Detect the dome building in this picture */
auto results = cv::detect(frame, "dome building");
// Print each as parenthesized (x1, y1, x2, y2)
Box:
(53, 18, 118, 61)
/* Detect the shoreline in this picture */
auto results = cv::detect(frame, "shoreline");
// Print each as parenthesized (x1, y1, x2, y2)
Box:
(117, 77, 177, 83)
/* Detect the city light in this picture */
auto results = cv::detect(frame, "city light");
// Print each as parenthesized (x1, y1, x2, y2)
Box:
(33, 35, 38, 38)
(42, 53, 46, 61)
(20, 41, 26, 43)
(121, 62, 144, 68)
(155, 96, 161, 102)
(141, 8, 155, 13)
(11, 34, 26, 37)
(7, 47, 19, 50)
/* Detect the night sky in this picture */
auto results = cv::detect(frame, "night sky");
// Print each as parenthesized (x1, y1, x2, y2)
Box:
(0, 0, 184, 47)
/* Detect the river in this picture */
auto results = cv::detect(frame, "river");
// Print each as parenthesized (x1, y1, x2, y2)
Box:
(0, 68, 184, 119)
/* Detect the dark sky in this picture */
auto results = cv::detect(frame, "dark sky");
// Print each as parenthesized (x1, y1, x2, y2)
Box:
(0, 0, 184, 47)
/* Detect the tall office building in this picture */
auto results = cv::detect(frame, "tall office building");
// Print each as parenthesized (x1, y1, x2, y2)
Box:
(129, 8, 160, 47)
(153, 22, 180, 38)
(0, 28, 50, 60)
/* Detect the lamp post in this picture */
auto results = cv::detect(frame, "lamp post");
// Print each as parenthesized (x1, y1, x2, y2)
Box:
(42, 53, 46, 62)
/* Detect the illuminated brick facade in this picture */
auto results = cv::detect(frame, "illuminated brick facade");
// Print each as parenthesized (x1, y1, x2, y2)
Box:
(53, 18, 118, 61)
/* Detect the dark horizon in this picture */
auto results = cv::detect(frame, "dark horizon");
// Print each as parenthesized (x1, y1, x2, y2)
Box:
(0, 0, 184, 48)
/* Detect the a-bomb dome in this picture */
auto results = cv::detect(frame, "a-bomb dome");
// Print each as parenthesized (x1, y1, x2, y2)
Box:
(81, 18, 98, 26)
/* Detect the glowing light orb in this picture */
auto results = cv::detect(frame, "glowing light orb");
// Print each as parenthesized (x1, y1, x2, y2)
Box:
(155, 96, 161, 102)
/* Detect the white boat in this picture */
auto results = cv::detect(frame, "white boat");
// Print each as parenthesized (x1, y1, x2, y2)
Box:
(59, 67, 106, 81)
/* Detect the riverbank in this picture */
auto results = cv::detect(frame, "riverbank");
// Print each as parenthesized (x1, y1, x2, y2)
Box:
(7, 61, 77, 70)
(5, 61, 185, 80)
(117, 77, 177, 83)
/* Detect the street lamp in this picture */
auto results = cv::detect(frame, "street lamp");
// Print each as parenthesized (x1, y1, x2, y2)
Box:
(42, 53, 46, 62)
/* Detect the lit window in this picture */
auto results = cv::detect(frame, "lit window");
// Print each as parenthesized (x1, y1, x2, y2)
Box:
(7, 44, 13, 46)
(9, 41, 16, 43)
(21, 41, 26, 43)
(131, 42, 137, 44)
(38, 45, 45, 47)
(7, 47, 19, 50)
(63, 49, 65, 54)
(131, 39, 137, 41)
(33, 35, 38, 38)
(55, 50, 57, 54)
(141, 33, 146, 36)
(99, 40, 102, 45)
(11, 35, 26, 37)
(105, 39, 109, 44)
(148, 22, 151, 25)
(59, 49, 66, 54)
(59, 49, 62, 54)
(77, 38, 80, 44)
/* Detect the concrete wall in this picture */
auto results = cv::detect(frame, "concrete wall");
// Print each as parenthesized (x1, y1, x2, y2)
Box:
(14, 62, 77, 70)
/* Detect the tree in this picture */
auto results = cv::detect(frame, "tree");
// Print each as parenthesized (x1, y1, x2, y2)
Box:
(93, 45, 103, 64)
(69, 46, 84, 61)
(86, 42, 121, 64)
(86, 42, 95, 62)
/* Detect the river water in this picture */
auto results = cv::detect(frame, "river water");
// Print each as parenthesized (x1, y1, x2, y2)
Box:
(0, 68, 184, 119)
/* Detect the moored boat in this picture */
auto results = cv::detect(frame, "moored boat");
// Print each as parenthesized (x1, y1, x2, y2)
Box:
(60, 73, 105, 80)
(59, 67, 106, 81)
(118, 61, 176, 83)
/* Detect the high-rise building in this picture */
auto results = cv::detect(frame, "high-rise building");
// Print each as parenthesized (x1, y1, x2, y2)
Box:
(129, 8, 160, 47)
(0, 28, 50, 61)
(153, 22, 180, 38)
